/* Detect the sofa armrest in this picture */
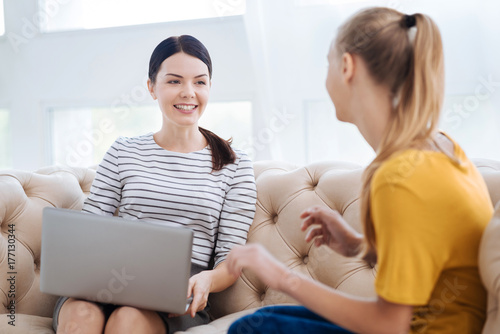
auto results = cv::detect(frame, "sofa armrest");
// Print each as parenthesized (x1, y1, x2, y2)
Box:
(479, 203, 500, 334)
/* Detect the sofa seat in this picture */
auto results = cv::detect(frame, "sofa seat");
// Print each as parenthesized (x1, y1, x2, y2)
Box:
(0, 160, 499, 333)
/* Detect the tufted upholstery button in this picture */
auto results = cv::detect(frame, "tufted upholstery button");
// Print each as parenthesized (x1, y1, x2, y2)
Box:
(34, 258, 41, 272)
(303, 256, 309, 264)
(272, 215, 278, 223)
(260, 293, 266, 301)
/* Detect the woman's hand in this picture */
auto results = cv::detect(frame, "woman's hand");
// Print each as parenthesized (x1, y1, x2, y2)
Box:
(181, 271, 212, 318)
(300, 206, 363, 257)
(226, 244, 290, 291)
(171, 261, 240, 318)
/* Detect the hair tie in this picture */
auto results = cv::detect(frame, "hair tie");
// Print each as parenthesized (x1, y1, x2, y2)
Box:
(404, 14, 416, 28)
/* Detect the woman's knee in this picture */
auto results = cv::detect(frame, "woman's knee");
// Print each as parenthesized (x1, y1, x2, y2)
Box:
(105, 306, 165, 334)
(57, 298, 105, 333)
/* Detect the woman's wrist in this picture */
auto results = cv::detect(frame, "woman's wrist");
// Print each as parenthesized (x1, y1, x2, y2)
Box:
(278, 268, 302, 294)
(207, 262, 238, 293)
(343, 232, 364, 257)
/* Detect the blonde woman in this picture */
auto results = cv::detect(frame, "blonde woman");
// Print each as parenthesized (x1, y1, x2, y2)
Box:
(226, 7, 493, 334)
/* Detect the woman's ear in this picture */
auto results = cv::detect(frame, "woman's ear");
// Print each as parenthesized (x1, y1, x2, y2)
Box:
(147, 78, 157, 100)
(341, 52, 355, 84)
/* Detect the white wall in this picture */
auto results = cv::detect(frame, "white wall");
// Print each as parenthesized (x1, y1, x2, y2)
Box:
(0, 0, 256, 170)
(1, 0, 500, 170)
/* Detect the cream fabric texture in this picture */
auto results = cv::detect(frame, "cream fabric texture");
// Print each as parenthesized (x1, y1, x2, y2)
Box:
(0, 160, 499, 334)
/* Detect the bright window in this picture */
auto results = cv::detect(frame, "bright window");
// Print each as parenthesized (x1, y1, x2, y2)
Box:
(0, 109, 11, 169)
(48, 101, 252, 167)
(39, 0, 246, 33)
(0, 0, 5, 36)
(304, 100, 374, 166)
(199, 101, 253, 157)
(440, 94, 500, 161)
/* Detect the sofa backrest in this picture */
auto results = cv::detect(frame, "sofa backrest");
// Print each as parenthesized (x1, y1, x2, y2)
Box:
(0, 159, 499, 321)
(209, 161, 376, 318)
(0, 166, 95, 317)
(209, 158, 500, 319)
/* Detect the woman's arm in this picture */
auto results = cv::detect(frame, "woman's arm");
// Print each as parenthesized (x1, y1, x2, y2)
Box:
(185, 261, 237, 317)
(185, 151, 257, 318)
(227, 244, 413, 334)
(83, 139, 122, 215)
(212, 151, 257, 268)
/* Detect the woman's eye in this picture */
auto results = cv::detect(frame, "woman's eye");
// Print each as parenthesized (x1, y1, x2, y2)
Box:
(167, 80, 180, 84)
(196, 81, 206, 85)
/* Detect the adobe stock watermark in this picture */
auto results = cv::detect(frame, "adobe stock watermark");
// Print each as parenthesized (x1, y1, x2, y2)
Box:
(8, 0, 72, 53)
(65, 76, 150, 166)
(442, 75, 499, 130)
(384, 149, 426, 186)
(212, 0, 244, 18)
(414, 277, 468, 333)
(239, 106, 296, 158)
(6, 224, 17, 327)
(91, 267, 136, 304)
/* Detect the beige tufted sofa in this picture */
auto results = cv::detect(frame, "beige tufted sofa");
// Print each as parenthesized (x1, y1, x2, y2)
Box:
(0, 159, 499, 333)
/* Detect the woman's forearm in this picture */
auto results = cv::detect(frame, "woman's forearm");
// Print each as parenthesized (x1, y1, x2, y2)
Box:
(279, 271, 412, 334)
(207, 261, 238, 293)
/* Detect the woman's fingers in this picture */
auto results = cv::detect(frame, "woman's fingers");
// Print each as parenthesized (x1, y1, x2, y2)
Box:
(301, 206, 338, 231)
(190, 294, 204, 318)
(301, 211, 323, 230)
(304, 225, 324, 242)
(314, 237, 324, 247)
(187, 277, 194, 298)
(300, 216, 315, 231)
(300, 206, 322, 219)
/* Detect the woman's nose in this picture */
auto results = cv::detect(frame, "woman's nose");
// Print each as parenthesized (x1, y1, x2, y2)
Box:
(180, 83, 195, 99)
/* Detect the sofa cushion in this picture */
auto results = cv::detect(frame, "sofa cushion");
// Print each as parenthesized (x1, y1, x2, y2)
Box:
(0, 314, 53, 334)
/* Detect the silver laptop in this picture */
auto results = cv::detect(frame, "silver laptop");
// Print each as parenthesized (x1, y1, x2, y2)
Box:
(40, 207, 194, 314)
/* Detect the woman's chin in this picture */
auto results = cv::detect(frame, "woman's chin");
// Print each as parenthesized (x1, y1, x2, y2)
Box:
(334, 110, 348, 123)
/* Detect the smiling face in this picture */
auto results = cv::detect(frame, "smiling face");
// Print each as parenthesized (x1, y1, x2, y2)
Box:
(148, 52, 210, 129)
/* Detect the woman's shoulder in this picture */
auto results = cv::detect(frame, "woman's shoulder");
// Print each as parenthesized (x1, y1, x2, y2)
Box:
(232, 147, 251, 160)
(372, 133, 468, 190)
(109, 133, 156, 149)
(372, 149, 428, 188)
(115, 133, 154, 145)
(229, 147, 254, 168)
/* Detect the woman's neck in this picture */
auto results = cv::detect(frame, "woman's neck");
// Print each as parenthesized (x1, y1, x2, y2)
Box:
(153, 123, 207, 153)
(352, 83, 393, 153)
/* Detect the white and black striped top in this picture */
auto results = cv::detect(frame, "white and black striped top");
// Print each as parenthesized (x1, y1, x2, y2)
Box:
(82, 133, 257, 268)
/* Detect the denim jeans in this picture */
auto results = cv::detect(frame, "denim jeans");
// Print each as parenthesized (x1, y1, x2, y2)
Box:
(228, 305, 354, 334)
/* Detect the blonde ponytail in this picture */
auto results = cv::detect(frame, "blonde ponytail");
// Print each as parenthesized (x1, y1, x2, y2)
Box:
(335, 8, 444, 264)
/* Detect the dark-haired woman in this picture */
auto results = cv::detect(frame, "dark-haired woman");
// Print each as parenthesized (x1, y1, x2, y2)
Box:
(226, 7, 492, 334)
(52, 35, 257, 334)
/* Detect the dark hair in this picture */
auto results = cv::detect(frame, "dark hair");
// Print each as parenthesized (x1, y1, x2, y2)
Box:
(148, 35, 236, 171)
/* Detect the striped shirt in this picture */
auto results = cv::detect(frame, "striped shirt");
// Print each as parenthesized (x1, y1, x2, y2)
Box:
(82, 133, 257, 268)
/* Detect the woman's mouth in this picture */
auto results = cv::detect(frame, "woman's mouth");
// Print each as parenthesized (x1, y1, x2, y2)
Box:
(174, 104, 198, 113)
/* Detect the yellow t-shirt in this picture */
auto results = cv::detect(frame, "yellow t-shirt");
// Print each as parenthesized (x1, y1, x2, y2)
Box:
(371, 136, 493, 333)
